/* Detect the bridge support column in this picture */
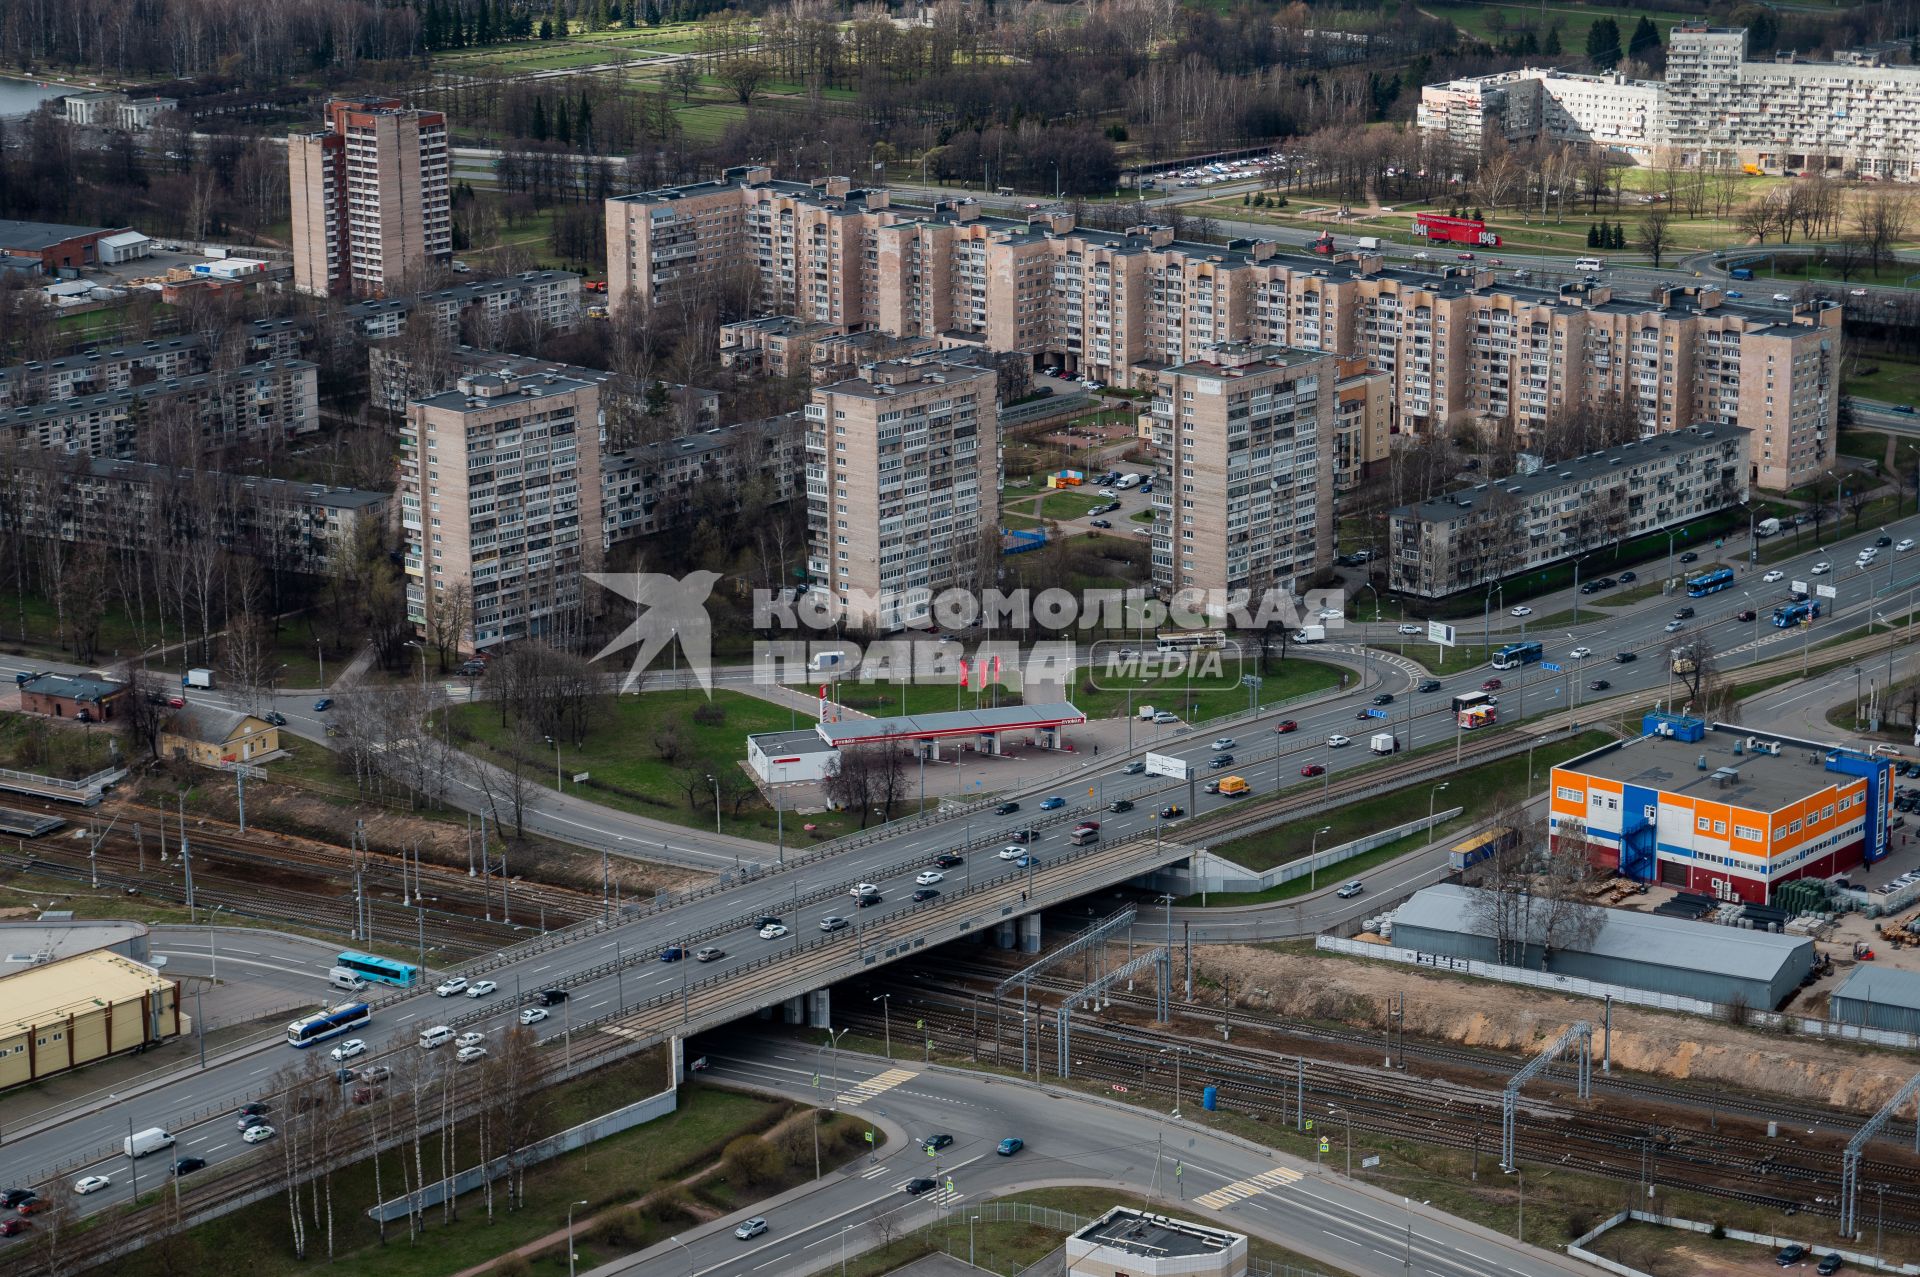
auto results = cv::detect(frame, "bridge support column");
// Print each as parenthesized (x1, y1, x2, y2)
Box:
(1019, 913, 1042, 954)
(808, 988, 831, 1029)
(783, 996, 806, 1025)
(994, 920, 1016, 949)
(756, 1006, 775, 1020)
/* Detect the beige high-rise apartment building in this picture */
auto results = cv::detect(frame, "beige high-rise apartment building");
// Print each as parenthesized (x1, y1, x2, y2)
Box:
(1144, 343, 1336, 603)
(608, 171, 1840, 490)
(805, 358, 998, 631)
(403, 369, 600, 653)
(290, 98, 451, 299)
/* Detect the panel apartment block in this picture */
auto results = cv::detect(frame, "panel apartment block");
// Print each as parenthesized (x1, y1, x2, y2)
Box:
(0, 361, 319, 458)
(1421, 26, 1920, 176)
(345, 271, 582, 343)
(1143, 343, 1335, 603)
(805, 358, 998, 631)
(608, 172, 1839, 489)
(1388, 424, 1748, 597)
(291, 98, 451, 298)
(403, 371, 600, 652)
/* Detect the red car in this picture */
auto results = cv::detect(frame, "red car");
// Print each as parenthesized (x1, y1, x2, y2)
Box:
(0, 1218, 28, 1236)
(15, 1200, 46, 1216)
(1301, 764, 1326, 777)
(1275, 720, 1299, 733)
(1073, 821, 1101, 833)
(1481, 678, 1503, 691)
(168, 697, 186, 708)
(1456, 252, 1476, 261)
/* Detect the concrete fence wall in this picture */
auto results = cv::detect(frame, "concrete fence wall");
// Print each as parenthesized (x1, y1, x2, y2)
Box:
(366, 1085, 677, 1223)
(1567, 1208, 1920, 1276)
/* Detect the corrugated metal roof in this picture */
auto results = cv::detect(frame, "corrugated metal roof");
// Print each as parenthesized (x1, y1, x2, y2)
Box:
(1832, 965, 1920, 1014)
(1393, 883, 1811, 979)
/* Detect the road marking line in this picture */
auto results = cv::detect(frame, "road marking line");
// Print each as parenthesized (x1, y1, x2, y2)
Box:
(833, 1066, 917, 1108)
(1194, 1165, 1302, 1210)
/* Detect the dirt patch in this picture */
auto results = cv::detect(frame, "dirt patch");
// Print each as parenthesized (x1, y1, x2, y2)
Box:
(1589, 1221, 1817, 1277)
(1206, 943, 1920, 1114)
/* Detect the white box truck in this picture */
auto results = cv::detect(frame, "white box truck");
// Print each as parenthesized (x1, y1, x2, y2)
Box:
(126, 1127, 175, 1158)
(1138, 704, 1156, 720)
(1355, 236, 1381, 250)
(1369, 732, 1399, 755)
(1755, 517, 1781, 538)
(1292, 625, 1326, 644)
(185, 668, 215, 689)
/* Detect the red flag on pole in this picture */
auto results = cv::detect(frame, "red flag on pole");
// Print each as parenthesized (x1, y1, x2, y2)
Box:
(992, 654, 1002, 681)
(959, 658, 970, 689)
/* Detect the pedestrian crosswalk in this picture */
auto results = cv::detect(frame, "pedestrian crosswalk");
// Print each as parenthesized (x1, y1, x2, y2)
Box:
(1193, 1165, 1303, 1210)
(834, 1066, 917, 1108)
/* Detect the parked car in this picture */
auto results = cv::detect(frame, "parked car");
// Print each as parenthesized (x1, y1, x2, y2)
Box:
(1818, 1253, 1845, 1275)
(1776, 1245, 1807, 1267)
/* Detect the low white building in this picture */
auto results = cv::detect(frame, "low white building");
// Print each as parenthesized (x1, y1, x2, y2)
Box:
(98, 231, 151, 265)
(1067, 1208, 1247, 1277)
(115, 98, 176, 131)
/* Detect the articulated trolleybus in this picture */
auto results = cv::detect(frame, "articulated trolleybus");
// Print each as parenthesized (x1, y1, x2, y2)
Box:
(1686, 567, 1736, 598)
(1773, 600, 1822, 628)
(1491, 640, 1542, 671)
(288, 1002, 371, 1048)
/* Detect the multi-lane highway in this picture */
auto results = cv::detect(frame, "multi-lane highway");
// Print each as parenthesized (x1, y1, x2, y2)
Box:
(592, 1035, 1594, 1277)
(4, 508, 1918, 1224)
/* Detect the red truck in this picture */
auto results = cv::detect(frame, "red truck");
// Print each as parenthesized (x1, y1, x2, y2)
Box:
(1310, 232, 1336, 254)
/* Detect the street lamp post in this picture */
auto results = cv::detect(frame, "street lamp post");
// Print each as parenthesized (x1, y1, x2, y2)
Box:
(1309, 825, 1333, 893)
(705, 773, 722, 836)
(1428, 783, 1449, 842)
(669, 1235, 693, 1277)
(567, 1200, 590, 1277)
(873, 993, 892, 1059)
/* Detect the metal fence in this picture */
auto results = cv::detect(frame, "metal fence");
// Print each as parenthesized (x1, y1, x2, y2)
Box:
(1190, 807, 1465, 895)
(1569, 1209, 1920, 1277)
(0, 760, 125, 796)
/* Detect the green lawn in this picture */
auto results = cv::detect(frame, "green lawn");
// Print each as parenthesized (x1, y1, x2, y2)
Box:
(1033, 490, 1109, 521)
(1069, 654, 1342, 722)
(1432, 0, 1703, 48)
(1129, 509, 1155, 524)
(1845, 353, 1920, 406)
(1194, 729, 1613, 878)
(0, 709, 124, 779)
(1370, 639, 1494, 676)
(1742, 253, 1920, 289)
(104, 1073, 881, 1277)
(445, 690, 899, 843)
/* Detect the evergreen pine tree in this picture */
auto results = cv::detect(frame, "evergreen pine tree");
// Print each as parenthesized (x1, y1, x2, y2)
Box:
(423, 0, 443, 49)
(1588, 223, 1600, 248)
(576, 92, 593, 147)
(645, 0, 660, 24)
(531, 96, 549, 141)
(1586, 17, 1622, 70)
(1544, 25, 1561, 55)
(1614, 223, 1627, 250)
(556, 98, 572, 145)
(476, 0, 494, 45)
(1628, 16, 1660, 62)
(539, 16, 552, 38)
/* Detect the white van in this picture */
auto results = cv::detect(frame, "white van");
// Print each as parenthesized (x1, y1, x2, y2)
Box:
(419, 1026, 454, 1050)
(1574, 257, 1606, 271)
(125, 1127, 175, 1158)
(329, 967, 369, 993)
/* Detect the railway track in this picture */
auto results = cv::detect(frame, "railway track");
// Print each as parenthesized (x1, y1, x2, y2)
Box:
(849, 957, 1920, 1234)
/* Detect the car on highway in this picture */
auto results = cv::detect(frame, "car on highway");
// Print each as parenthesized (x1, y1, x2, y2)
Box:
(912, 887, 941, 902)
(454, 1032, 485, 1049)
(1589, 679, 1612, 691)
(238, 1112, 270, 1131)
(72, 1176, 111, 1196)
(1074, 820, 1100, 833)
(1877, 534, 1893, 547)
(1664, 619, 1685, 633)
(995, 802, 1020, 815)
(1724, 289, 1743, 298)
(1109, 799, 1134, 812)
(1212, 736, 1236, 750)
(934, 853, 964, 868)
(856, 891, 883, 908)
(329, 1039, 367, 1061)
(358, 1064, 392, 1083)
(735, 1218, 769, 1240)
(1614, 651, 1637, 663)
(820, 916, 849, 932)
(758, 922, 789, 940)
(1674, 606, 1695, 619)
(998, 845, 1025, 860)
(1811, 561, 1832, 574)
(1679, 551, 1699, 563)
(905, 1178, 938, 1196)
(1301, 764, 1325, 777)
(923, 1133, 954, 1152)
(1509, 605, 1533, 617)
(0, 1218, 28, 1237)
(1014, 854, 1039, 869)
(265, 710, 288, 726)
(1763, 569, 1786, 582)
(465, 980, 498, 998)
(1336, 881, 1365, 899)
(1371, 693, 1396, 707)
(1776, 1245, 1807, 1267)
(660, 946, 685, 962)
(0, 1191, 32, 1209)
(1209, 754, 1234, 769)
(1317, 608, 1343, 621)
(1736, 610, 1757, 622)
(1619, 571, 1637, 583)
(1899, 539, 1917, 552)
(1122, 760, 1146, 774)
(518, 1007, 550, 1025)
(1417, 680, 1442, 694)
(13, 1198, 44, 1216)
(1480, 678, 1502, 691)
(239, 1102, 271, 1118)
(1007, 828, 1039, 843)
(1327, 734, 1351, 748)
(1398, 623, 1423, 635)
(850, 882, 881, 897)
(1275, 719, 1298, 733)
(1772, 292, 1792, 302)
(1160, 805, 1185, 818)
(242, 1125, 276, 1144)
(456, 1045, 488, 1064)
(916, 870, 945, 885)
(695, 946, 725, 962)
(1569, 646, 1593, 659)
(313, 697, 333, 711)
(1039, 796, 1066, 810)
(435, 976, 468, 997)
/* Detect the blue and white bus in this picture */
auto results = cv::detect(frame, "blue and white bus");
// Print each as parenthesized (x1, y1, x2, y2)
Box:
(334, 951, 419, 988)
(1491, 640, 1543, 671)
(1685, 567, 1736, 598)
(1773, 599, 1822, 628)
(287, 1003, 371, 1048)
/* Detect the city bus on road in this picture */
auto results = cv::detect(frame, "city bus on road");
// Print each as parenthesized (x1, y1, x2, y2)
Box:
(1156, 630, 1227, 653)
(334, 951, 419, 988)
(1491, 640, 1543, 671)
(1450, 690, 1496, 716)
(1685, 567, 1736, 598)
(1773, 600, 1822, 628)
(287, 1002, 371, 1048)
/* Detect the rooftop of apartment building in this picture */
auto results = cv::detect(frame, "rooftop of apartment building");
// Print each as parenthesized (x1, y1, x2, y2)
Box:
(818, 357, 996, 399)
(602, 412, 801, 476)
(0, 337, 202, 385)
(345, 270, 580, 320)
(76, 457, 388, 509)
(417, 370, 595, 414)
(1164, 341, 1328, 379)
(1394, 423, 1746, 524)
(723, 315, 840, 337)
(1561, 722, 1881, 809)
(0, 359, 316, 427)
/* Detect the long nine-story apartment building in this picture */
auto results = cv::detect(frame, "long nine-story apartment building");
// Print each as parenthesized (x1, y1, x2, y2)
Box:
(608, 168, 1837, 490)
